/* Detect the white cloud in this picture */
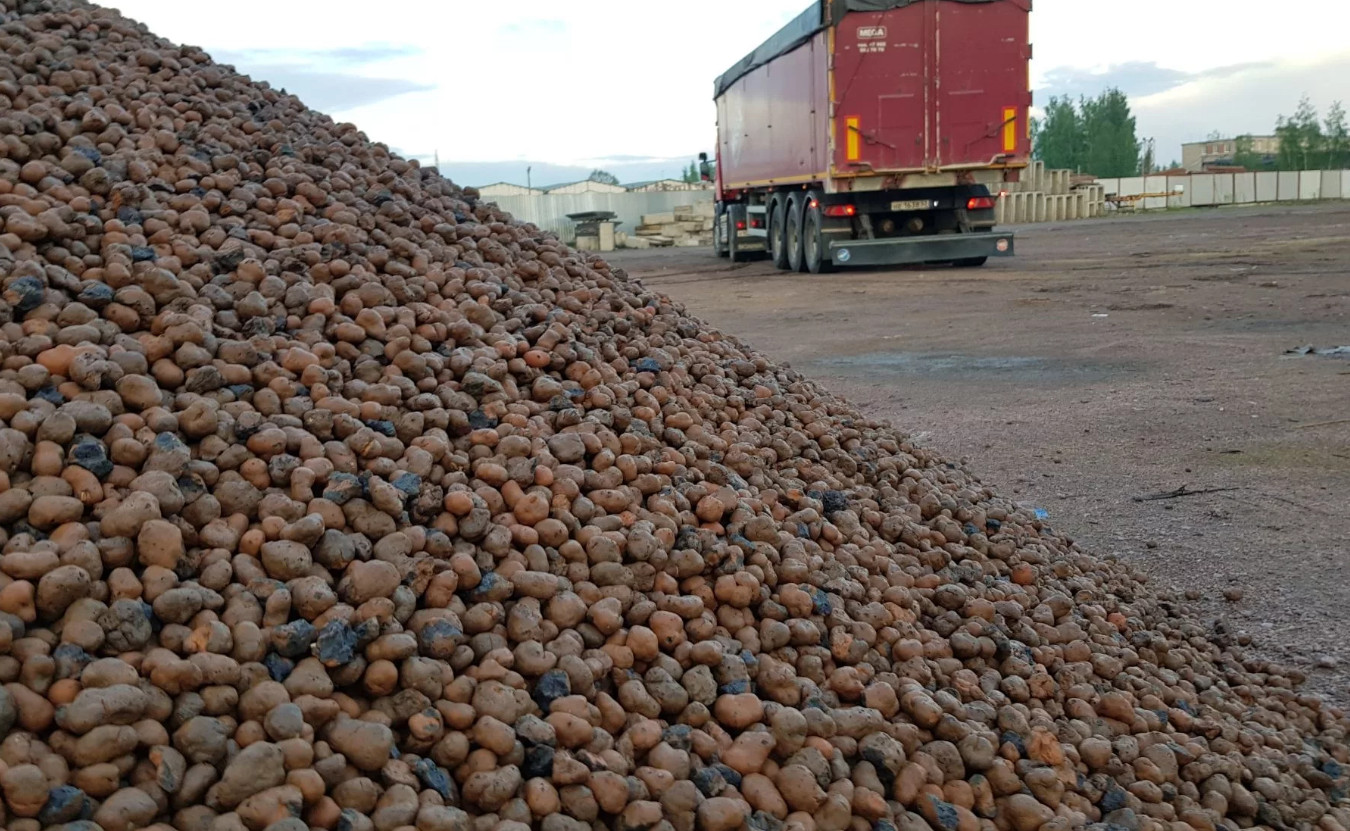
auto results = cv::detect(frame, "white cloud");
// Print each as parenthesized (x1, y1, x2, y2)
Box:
(106, 0, 1350, 170)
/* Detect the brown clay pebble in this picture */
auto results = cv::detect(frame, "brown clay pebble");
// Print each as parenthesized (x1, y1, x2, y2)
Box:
(0, 6, 1346, 831)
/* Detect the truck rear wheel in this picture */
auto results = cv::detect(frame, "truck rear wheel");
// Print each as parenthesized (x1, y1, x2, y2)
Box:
(803, 197, 833, 274)
(770, 198, 789, 270)
(786, 197, 805, 272)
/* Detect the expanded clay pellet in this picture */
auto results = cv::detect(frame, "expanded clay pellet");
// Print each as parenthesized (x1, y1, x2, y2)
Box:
(0, 3, 1346, 831)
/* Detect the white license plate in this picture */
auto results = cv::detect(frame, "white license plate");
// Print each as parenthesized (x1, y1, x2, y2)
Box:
(891, 199, 931, 211)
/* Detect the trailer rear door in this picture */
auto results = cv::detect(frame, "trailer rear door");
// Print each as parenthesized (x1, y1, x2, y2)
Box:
(933, 0, 1031, 167)
(831, 0, 1030, 174)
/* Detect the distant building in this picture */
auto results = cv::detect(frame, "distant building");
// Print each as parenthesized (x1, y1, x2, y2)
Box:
(541, 180, 627, 195)
(476, 182, 542, 197)
(1181, 135, 1280, 172)
(624, 179, 712, 192)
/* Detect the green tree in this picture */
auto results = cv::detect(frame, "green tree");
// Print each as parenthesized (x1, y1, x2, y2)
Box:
(1231, 135, 1271, 171)
(682, 161, 700, 184)
(1080, 88, 1140, 177)
(1276, 96, 1323, 170)
(1032, 96, 1084, 172)
(1325, 101, 1348, 169)
(589, 169, 620, 185)
(1138, 138, 1156, 175)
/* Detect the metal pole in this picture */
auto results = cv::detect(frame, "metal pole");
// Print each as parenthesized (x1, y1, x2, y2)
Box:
(527, 166, 532, 190)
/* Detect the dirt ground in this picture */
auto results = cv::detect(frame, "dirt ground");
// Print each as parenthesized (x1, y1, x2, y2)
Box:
(609, 203, 1350, 703)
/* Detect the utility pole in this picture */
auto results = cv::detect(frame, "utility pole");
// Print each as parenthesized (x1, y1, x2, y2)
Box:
(434, 150, 440, 171)
(527, 166, 532, 190)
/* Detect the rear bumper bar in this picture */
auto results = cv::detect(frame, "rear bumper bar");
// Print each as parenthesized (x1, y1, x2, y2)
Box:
(829, 232, 1014, 266)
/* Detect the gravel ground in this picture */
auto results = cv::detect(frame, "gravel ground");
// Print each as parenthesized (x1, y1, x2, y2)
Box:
(611, 203, 1350, 703)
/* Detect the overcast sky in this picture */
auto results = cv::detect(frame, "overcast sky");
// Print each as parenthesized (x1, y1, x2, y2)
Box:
(108, 0, 1349, 185)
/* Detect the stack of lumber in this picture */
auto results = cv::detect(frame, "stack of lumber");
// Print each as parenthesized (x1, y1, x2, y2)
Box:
(624, 202, 716, 248)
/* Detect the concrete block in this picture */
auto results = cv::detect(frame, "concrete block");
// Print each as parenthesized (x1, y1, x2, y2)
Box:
(575, 235, 599, 251)
(598, 222, 615, 252)
(1066, 193, 1080, 220)
(641, 212, 676, 225)
(1320, 170, 1342, 200)
(1299, 171, 1321, 200)
(1256, 172, 1278, 202)
(1277, 171, 1299, 201)
(1034, 192, 1047, 222)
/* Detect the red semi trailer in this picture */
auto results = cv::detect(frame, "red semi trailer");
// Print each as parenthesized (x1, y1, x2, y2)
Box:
(710, 0, 1031, 271)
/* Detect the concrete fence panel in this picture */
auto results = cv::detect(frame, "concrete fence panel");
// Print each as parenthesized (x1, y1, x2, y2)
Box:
(1214, 174, 1235, 205)
(1233, 173, 1257, 204)
(1277, 172, 1300, 201)
(1119, 177, 1146, 197)
(1189, 174, 1217, 206)
(1299, 171, 1322, 200)
(1343, 171, 1350, 201)
(1167, 184, 1191, 209)
(1143, 176, 1168, 210)
(1097, 178, 1122, 197)
(1321, 171, 1343, 200)
(1255, 172, 1278, 202)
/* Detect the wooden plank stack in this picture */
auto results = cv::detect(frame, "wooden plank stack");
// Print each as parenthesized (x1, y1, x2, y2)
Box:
(624, 202, 716, 248)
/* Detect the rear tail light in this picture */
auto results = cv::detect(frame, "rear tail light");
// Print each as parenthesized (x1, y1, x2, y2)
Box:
(823, 204, 857, 218)
(966, 196, 995, 210)
(735, 220, 746, 230)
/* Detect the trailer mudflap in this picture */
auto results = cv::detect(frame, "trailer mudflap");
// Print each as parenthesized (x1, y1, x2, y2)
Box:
(830, 232, 1014, 266)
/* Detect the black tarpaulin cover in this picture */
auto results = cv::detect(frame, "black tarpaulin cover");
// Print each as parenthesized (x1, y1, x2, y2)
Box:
(713, 0, 995, 98)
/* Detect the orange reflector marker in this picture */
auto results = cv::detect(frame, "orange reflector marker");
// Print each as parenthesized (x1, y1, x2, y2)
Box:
(1003, 107, 1017, 153)
(846, 116, 861, 161)
(823, 204, 856, 217)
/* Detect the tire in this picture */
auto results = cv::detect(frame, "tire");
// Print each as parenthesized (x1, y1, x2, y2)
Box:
(770, 198, 790, 270)
(713, 209, 728, 258)
(786, 197, 805, 273)
(728, 222, 739, 263)
(803, 195, 832, 274)
(953, 257, 987, 268)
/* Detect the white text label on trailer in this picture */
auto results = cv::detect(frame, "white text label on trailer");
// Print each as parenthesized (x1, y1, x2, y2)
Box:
(858, 26, 888, 39)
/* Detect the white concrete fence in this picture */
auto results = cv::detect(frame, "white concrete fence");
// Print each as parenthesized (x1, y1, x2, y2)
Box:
(1093, 170, 1350, 211)
(483, 167, 1350, 244)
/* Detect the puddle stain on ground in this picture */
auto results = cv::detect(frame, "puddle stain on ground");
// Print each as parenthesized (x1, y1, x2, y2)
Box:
(811, 351, 1135, 384)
